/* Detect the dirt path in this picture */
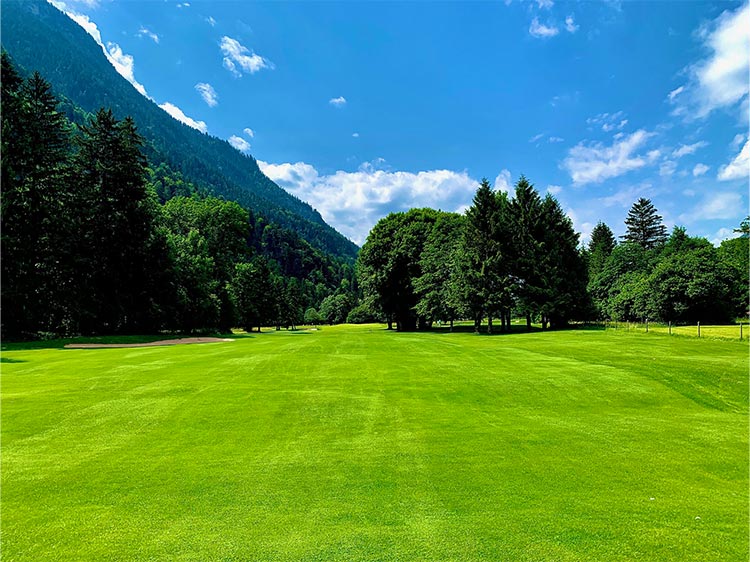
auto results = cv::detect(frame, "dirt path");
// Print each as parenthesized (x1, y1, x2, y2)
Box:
(64, 337, 235, 349)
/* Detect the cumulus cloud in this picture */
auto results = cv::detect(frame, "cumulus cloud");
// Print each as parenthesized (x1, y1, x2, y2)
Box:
(228, 135, 252, 153)
(329, 96, 347, 107)
(731, 133, 746, 150)
(243, 128, 255, 138)
(494, 169, 513, 193)
(672, 141, 708, 158)
(671, 3, 749, 119)
(718, 139, 750, 181)
(563, 130, 656, 185)
(137, 26, 159, 43)
(159, 102, 207, 133)
(195, 82, 218, 107)
(529, 18, 559, 38)
(258, 161, 483, 244)
(49, 5, 149, 97)
(220, 36, 273, 76)
(692, 163, 710, 176)
(565, 15, 579, 33)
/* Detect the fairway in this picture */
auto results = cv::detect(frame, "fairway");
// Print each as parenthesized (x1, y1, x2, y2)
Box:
(2, 326, 748, 561)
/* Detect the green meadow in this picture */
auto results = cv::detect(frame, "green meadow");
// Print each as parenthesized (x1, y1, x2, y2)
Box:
(2, 326, 747, 561)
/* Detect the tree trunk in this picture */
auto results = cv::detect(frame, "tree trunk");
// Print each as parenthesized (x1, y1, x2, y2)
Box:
(541, 315, 548, 330)
(487, 315, 493, 334)
(526, 313, 532, 330)
(449, 319, 454, 332)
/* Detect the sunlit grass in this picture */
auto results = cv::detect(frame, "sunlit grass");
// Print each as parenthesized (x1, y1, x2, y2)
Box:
(2, 325, 747, 561)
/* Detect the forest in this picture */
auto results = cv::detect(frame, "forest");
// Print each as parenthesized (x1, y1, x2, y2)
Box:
(2, 54, 747, 340)
(1, 55, 356, 340)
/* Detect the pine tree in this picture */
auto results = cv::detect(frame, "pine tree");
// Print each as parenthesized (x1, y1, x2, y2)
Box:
(622, 198, 668, 250)
(1, 68, 73, 338)
(587, 222, 616, 279)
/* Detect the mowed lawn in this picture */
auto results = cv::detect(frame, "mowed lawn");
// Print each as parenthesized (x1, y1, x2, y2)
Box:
(1, 326, 747, 561)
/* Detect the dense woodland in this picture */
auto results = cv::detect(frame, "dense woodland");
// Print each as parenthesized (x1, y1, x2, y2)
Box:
(1, 55, 356, 339)
(2, 54, 747, 340)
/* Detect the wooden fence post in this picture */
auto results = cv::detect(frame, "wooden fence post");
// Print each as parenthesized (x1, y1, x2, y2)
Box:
(740, 323, 743, 340)
(668, 321, 671, 335)
(697, 322, 700, 338)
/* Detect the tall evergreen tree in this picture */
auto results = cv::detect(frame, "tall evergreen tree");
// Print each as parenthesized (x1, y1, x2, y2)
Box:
(510, 175, 544, 329)
(74, 109, 158, 333)
(622, 198, 668, 249)
(587, 222, 616, 279)
(1, 68, 73, 337)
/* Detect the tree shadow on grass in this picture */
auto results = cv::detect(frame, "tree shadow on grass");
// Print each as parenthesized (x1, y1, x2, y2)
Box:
(0, 357, 27, 363)
(1, 332, 244, 352)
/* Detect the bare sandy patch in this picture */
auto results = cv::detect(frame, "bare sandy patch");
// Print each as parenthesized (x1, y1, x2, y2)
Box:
(65, 337, 234, 349)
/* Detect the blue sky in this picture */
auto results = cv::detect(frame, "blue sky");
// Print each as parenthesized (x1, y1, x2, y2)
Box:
(50, 0, 749, 245)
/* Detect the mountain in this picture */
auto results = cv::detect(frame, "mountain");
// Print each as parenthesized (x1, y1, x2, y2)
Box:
(0, 0, 358, 261)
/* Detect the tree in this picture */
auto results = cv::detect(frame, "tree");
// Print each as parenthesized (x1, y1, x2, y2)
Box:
(1, 68, 74, 338)
(587, 222, 616, 279)
(228, 257, 273, 333)
(414, 212, 465, 330)
(622, 198, 667, 249)
(304, 307, 322, 325)
(510, 175, 545, 329)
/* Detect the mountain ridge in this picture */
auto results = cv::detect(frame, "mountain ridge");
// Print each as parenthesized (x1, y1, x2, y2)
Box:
(1, 0, 358, 261)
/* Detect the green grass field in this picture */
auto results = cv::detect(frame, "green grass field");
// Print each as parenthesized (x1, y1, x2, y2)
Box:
(2, 325, 748, 561)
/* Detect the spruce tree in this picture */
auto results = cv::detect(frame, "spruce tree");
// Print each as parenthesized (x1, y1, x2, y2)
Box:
(587, 222, 616, 278)
(622, 198, 667, 250)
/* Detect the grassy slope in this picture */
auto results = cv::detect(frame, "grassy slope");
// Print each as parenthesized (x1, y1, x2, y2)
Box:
(1, 326, 747, 561)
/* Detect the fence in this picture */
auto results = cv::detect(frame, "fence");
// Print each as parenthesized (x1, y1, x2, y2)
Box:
(603, 321, 747, 341)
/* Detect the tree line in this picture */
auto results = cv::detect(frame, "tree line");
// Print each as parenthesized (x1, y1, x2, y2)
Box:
(356, 180, 748, 332)
(1, 55, 355, 340)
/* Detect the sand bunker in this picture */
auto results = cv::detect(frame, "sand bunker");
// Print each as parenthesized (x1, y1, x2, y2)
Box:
(65, 337, 234, 349)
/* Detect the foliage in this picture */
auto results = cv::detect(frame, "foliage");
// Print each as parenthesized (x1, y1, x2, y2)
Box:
(622, 197, 668, 249)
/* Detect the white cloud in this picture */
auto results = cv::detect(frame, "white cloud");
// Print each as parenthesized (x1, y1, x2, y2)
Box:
(718, 139, 750, 181)
(547, 185, 563, 195)
(599, 183, 654, 209)
(536, 0, 554, 9)
(673, 3, 749, 118)
(220, 36, 273, 76)
(529, 18, 559, 38)
(228, 135, 252, 153)
(566, 207, 593, 243)
(352, 132, 360, 138)
(667, 85, 685, 102)
(671, 141, 708, 158)
(549, 136, 564, 143)
(692, 163, 710, 176)
(243, 127, 255, 138)
(49, 5, 149, 98)
(158, 102, 207, 133)
(565, 15, 579, 33)
(659, 160, 677, 177)
(195, 82, 218, 107)
(529, 133, 545, 143)
(329, 96, 347, 107)
(206, 16, 216, 27)
(587, 111, 627, 132)
(105, 42, 147, 97)
(494, 169, 513, 193)
(176, 2, 190, 7)
(563, 129, 655, 184)
(731, 133, 746, 150)
(137, 26, 159, 44)
(710, 226, 742, 246)
(258, 161, 481, 244)
(680, 192, 744, 222)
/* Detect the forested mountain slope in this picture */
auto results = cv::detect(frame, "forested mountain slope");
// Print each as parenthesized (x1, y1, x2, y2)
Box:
(1, 0, 358, 261)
